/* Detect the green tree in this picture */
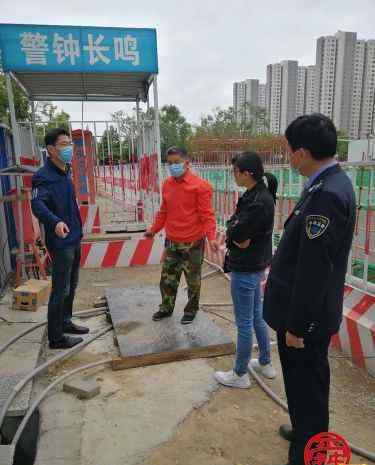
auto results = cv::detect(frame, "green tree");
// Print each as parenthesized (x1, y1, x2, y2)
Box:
(112, 110, 138, 139)
(197, 106, 238, 137)
(0, 73, 30, 124)
(96, 124, 134, 164)
(111, 110, 139, 160)
(34, 102, 71, 146)
(236, 103, 270, 135)
(112, 105, 192, 160)
(159, 104, 192, 156)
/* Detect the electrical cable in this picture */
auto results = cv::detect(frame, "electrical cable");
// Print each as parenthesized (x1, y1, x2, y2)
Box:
(0, 325, 112, 430)
(11, 358, 112, 447)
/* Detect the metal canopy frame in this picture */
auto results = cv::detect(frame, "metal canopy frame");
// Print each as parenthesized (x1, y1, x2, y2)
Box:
(4, 65, 162, 281)
(11, 71, 154, 102)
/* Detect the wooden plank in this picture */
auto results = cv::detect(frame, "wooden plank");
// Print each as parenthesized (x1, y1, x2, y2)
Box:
(83, 231, 147, 243)
(112, 342, 235, 370)
(83, 233, 132, 242)
(106, 287, 235, 370)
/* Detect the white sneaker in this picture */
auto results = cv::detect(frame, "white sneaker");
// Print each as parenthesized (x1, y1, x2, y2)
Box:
(249, 358, 276, 379)
(214, 370, 251, 389)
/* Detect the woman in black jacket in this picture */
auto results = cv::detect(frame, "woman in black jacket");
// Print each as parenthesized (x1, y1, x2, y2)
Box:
(214, 152, 278, 388)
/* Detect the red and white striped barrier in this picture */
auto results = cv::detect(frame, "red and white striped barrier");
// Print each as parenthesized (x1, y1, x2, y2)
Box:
(331, 286, 375, 376)
(80, 234, 164, 268)
(206, 233, 375, 376)
(80, 205, 101, 234)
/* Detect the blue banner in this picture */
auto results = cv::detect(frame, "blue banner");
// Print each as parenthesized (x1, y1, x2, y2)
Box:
(0, 23, 158, 73)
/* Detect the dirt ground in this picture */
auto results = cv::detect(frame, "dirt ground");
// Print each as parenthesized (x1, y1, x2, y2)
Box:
(69, 264, 375, 465)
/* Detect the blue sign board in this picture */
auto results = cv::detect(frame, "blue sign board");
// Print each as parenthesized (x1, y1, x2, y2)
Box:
(0, 23, 158, 73)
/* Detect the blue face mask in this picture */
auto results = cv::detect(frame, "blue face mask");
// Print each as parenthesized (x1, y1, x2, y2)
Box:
(169, 162, 185, 178)
(58, 145, 73, 164)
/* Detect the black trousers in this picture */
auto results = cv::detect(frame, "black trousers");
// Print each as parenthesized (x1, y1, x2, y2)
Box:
(277, 331, 331, 465)
(48, 244, 81, 343)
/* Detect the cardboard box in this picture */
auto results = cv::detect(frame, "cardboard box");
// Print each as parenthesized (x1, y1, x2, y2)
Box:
(13, 279, 51, 311)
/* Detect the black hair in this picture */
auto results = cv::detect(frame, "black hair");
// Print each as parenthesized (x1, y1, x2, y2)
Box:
(44, 128, 70, 147)
(166, 146, 189, 159)
(232, 151, 278, 203)
(285, 113, 337, 160)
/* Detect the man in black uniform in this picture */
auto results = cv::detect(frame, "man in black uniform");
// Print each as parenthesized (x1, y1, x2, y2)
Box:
(263, 114, 356, 465)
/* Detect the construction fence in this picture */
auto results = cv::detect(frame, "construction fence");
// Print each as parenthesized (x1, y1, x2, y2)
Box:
(96, 158, 375, 292)
(7, 120, 375, 292)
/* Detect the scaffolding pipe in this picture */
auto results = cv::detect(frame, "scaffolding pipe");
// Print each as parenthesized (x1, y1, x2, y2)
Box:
(5, 73, 26, 280)
(153, 75, 163, 204)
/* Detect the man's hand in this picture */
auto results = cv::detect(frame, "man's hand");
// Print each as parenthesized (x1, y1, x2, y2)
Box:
(285, 330, 305, 349)
(144, 229, 155, 238)
(55, 221, 70, 238)
(233, 238, 251, 249)
(208, 239, 220, 252)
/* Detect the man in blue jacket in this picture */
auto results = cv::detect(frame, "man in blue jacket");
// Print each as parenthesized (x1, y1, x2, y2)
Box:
(31, 128, 89, 349)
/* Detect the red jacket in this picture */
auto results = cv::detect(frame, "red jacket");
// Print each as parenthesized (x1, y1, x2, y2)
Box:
(150, 170, 216, 243)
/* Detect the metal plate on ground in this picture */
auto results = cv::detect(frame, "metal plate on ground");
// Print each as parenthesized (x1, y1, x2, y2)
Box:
(107, 287, 235, 370)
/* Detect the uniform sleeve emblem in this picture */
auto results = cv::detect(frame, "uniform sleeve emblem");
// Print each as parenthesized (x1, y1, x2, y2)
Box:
(31, 187, 38, 199)
(306, 215, 330, 239)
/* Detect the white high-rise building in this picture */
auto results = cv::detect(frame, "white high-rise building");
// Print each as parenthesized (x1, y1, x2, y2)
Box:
(350, 40, 366, 139)
(315, 34, 340, 119)
(358, 40, 375, 139)
(233, 79, 259, 123)
(266, 60, 298, 134)
(281, 60, 298, 133)
(305, 65, 316, 114)
(296, 67, 307, 117)
(333, 31, 357, 132)
(258, 83, 266, 108)
(296, 65, 316, 116)
(266, 63, 282, 134)
(232, 30, 375, 140)
(315, 31, 375, 139)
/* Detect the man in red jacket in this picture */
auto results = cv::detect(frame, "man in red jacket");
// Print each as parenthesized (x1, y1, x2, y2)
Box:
(145, 147, 218, 324)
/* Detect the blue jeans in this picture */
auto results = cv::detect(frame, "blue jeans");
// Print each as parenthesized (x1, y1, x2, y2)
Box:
(48, 244, 81, 343)
(231, 271, 271, 376)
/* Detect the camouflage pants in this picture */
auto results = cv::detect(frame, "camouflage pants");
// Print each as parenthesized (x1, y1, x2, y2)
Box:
(159, 239, 205, 315)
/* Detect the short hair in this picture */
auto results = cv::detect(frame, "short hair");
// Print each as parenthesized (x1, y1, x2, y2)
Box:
(44, 128, 70, 147)
(285, 113, 337, 160)
(166, 146, 189, 159)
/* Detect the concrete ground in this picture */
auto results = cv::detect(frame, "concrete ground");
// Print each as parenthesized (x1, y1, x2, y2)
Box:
(28, 265, 375, 465)
(0, 264, 374, 464)
(0, 296, 46, 417)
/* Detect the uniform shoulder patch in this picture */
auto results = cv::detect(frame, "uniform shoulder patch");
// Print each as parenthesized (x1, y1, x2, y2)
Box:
(306, 215, 330, 239)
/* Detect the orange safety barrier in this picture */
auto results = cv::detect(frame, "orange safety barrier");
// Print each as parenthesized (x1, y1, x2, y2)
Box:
(71, 129, 96, 205)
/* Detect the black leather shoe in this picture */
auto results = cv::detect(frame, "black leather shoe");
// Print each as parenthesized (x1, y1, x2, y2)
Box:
(64, 322, 90, 335)
(152, 310, 173, 321)
(49, 335, 83, 349)
(279, 424, 295, 442)
(181, 313, 196, 325)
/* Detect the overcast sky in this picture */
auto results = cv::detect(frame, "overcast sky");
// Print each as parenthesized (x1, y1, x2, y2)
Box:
(3, 0, 375, 125)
